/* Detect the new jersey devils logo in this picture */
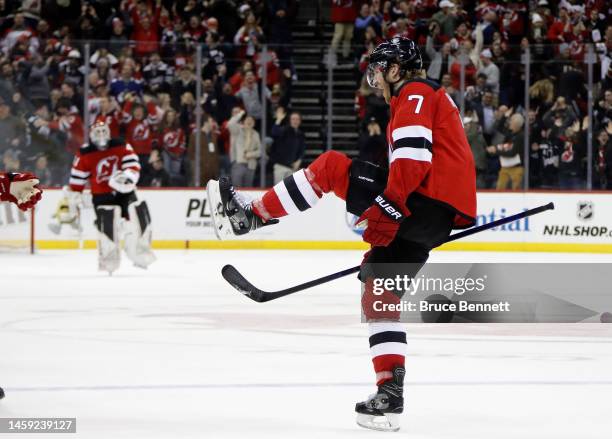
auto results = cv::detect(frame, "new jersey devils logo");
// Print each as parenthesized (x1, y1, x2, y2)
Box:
(133, 123, 150, 140)
(96, 156, 119, 183)
(164, 131, 179, 148)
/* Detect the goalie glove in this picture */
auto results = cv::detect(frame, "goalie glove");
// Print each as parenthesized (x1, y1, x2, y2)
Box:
(0, 172, 43, 211)
(108, 169, 138, 194)
(356, 193, 408, 247)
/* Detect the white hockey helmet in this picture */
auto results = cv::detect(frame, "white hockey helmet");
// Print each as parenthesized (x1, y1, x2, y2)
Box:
(90, 121, 111, 150)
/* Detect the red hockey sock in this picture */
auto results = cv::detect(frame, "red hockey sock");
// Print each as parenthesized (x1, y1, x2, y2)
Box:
(252, 151, 352, 220)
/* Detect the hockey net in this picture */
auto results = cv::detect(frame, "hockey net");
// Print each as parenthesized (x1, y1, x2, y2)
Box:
(0, 201, 34, 253)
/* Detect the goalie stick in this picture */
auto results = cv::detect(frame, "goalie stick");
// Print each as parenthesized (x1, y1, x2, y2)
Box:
(222, 202, 554, 303)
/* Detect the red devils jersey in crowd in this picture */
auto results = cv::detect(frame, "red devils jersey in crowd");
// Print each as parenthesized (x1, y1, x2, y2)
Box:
(385, 78, 476, 228)
(122, 101, 161, 155)
(69, 142, 141, 195)
(48, 112, 85, 153)
(159, 127, 186, 157)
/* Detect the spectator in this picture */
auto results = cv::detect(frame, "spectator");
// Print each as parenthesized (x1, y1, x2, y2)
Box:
(354, 3, 383, 47)
(463, 111, 488, 188)
(110, 64, 143, 103)
(228, 60, 254, 94)
(188, 115, 220, 186)
(32, 154, 53, 186)
(24, 103, 69, 181)
(330, 0, 357, 60)
(593, 129, 612, 190)
(270, 109, 305, 183)
(142, 52, 172, 94)
(235, 70, 270, 126)
(59, 49, 85, 88)
(202, 31, 226, 80)
(531, 127, 560, 188)
(529, 77, 555, 111)
(2, 149, 20, 173)
(363, 87, 388, 130)
(216, 82, 240, 123)
(1, 12, 34, 55)
(267, 0, 297, 55)
(542, 96, 578, 137)
(487, 110, 525, 190)
(129, 0, 162, 58)
(557, 120, 585, 190)
(425, 24, 454, 82)
(0, 97, 25, 154)
(141, 149, 171, 187)
(228, 109, 261, 187)
(107, 17, 131, 57)
(233, 12, 264, 58)
(158, 108, 187, 186)
(122, 98, 161, 170)
(594, 89, 612, 132)
(477, 49, 499, 94)
(357, 117, 386, 167)
(75, 3, 101, 41)
(171, 65, 196, 111)
(431, 1, 459, 39)
(60, 83, 83, 114)
(48, 97, 84, 154)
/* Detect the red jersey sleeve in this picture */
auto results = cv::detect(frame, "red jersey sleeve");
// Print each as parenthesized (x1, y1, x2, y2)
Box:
(119, 144, 141, 183)
(69, 155, 91, 192)
(385, 82, 436, 211)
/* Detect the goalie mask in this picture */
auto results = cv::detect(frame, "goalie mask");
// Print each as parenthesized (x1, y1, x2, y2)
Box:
(90, 122, 111, 150)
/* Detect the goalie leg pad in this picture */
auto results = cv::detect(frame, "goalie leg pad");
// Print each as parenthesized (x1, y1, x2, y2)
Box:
(124, 200, 156, 269)
(95, 205, 121, 274)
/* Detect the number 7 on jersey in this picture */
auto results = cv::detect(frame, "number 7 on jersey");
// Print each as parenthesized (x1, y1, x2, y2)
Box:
(407, 95, 424, 114)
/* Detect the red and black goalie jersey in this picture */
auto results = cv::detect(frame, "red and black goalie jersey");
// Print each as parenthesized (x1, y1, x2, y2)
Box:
(69, 141, 141, 195)
(385, 78, 476, 228)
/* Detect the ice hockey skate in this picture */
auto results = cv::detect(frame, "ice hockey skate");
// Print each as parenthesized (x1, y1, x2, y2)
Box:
(207, 177, 277, 240)
(355, 366, 405, 432)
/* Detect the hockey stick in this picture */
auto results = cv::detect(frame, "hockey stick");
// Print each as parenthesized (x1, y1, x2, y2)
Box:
(222, 202, 554, 303)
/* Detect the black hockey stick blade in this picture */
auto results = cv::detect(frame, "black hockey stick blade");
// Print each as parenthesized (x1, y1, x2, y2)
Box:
(222, 202, 554, 302)
(222, 263, 360, 303)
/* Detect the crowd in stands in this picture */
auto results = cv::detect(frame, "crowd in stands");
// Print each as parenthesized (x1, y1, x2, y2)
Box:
(0, 0, 611, 191)
(344, 0, 612, 189)
(0, 0, 303, 188)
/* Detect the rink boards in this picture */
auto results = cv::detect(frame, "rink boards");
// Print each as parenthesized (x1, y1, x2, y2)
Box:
(12, 188, 612, 253)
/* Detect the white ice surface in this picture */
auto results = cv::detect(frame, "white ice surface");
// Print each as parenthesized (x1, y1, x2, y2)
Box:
(1, 249, 611, 439)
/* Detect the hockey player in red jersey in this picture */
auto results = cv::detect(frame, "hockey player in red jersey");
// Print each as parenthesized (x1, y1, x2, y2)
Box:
(208, 36, 476, 432)
(68, 121, 155, 273)
(0, 172, 42, 210)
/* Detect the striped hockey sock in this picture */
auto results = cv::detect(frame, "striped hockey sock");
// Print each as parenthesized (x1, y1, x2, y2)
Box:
(368, 322, 407, 385)
(252, 169, 321, 220)
(252, 151, 352, 220)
